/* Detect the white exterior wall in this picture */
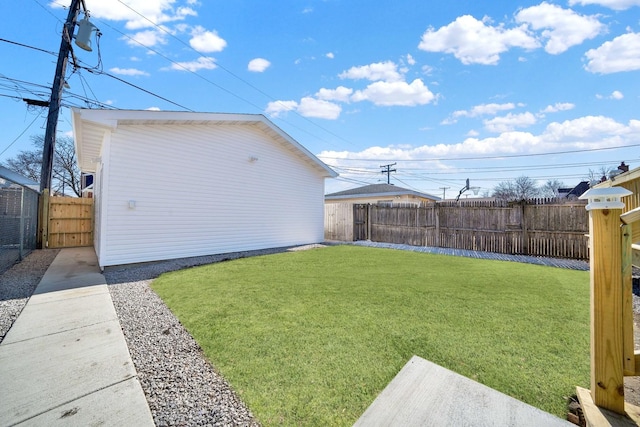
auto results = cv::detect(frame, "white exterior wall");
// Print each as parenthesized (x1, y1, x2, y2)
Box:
(97, 123, 326, 267)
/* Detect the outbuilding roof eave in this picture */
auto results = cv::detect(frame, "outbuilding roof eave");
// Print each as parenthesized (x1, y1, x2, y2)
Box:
(72, 108, 338, 178)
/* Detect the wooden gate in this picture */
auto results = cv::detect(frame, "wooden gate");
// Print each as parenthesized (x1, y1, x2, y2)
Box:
(353, 204, 369, 241)
(46, 195, 94, 248)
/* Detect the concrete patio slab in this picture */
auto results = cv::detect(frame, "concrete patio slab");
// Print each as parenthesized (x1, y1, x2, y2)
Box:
(354, 355, 572, 427)
(0, 247, 154, 426)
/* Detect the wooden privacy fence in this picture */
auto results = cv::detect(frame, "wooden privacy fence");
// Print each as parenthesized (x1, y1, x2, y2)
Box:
(325, 199, 590, 259)
(43, 194, 94, 248)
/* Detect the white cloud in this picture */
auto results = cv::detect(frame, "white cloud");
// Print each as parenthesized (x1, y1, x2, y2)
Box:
(444, 103, 517, 124)
(50, 0, 198, 30)
(484, 112, 537, 133)
(543, 115, 630, 141)
(265, 100, 298, 117)
(421, 65, 434, 75)
(326, 52, 335, 59)
(319, 116, 640, 161)
(568, 0, 640, 10)
(351, 79, 436, 107)
(109, 67, 150, 76)
(298, 97, 342, 119)
(611, 90, 624, 99)
(541, 102, 575, 113)
(189, 25, 227, 52)
(406, 54, 416, 65)
(596, 90, 625, 99)
(418, 15, 539, 65)
(315, 86, 353, 102)
(265, 98, 341, 120)
(124, 29, 168, 48)
(515, 2, 604, 54)
(168, 56, 216, 71)
(339, 61, 404, 82)
(146, 106, 161, 111)
(248, 58, 271, 72)
(585, 32, 640, 74)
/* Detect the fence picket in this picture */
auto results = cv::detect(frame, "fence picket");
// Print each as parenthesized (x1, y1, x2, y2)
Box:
(324, 198, 590, 259)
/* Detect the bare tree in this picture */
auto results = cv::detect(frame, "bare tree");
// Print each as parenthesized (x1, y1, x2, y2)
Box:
(0, 135, 82, 196)
(540, 179, 565, 198)
(587, 166, 615, 186)
(492, 176, 540, 201)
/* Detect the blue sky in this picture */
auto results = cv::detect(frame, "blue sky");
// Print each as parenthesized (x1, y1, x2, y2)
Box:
(1, 0, 639, 197)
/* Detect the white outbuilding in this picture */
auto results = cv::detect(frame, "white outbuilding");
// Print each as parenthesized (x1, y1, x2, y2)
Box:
(72, 108, 337, 268)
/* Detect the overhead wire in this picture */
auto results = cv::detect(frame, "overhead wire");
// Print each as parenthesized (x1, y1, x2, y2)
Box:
(319, 142, 640, 162)
(112, 0, 357, 149)
(0, 114, 43, 156)
(13, 0, 639, 193)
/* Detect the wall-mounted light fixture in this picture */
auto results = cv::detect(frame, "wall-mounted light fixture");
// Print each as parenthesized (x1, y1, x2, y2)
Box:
(579, 187, 632, 211)
(128, 200, 136, 209)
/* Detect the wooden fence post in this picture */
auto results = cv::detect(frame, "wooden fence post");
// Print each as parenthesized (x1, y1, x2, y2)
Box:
(367, 203, 372, 241)
(435, 203, 440, 248)
(579, 187, 632, 415)
(37, 188, 50, 249)
(521, 202, 529, 255)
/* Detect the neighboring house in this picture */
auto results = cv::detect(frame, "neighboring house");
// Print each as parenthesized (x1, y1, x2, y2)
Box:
(325, 183, 440, 206)
(72, 108, 337, 268)
(594, 163, 640, 214)
(558, 181, 590, 199)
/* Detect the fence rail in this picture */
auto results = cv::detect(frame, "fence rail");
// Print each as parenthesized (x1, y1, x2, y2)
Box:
(324, 199, 590, 259)
(47, 196, 94, 248)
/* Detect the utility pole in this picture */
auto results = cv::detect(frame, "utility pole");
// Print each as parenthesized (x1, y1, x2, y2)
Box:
(39, 0, 88, 249)
(380, 163, 396, 184)
(439, 186, 450, 200)
(40, 0, 83, 193)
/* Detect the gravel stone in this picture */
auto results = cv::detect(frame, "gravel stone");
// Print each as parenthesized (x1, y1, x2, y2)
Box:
(0, 249, 60, 343)
(7, 243, 636, 425)
(103, 247, 309, 427)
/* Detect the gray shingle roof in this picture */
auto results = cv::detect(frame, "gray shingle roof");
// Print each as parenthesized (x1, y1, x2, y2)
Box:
(325, 183, 440, 200)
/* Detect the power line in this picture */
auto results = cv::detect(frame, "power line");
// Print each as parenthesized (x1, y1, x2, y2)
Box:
(112, 0, 357, 149)
(79, 66, 194, 111)
(0, 38, 57, 56)
(0, 36, 195, 112)
(319, 143, 640, 162)
(0, 114, 43, 156)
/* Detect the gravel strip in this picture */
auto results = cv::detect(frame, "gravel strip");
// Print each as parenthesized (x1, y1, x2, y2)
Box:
(108, 279, 259, 427)
(103, 247, 314, 427)
(0, 249, 60, 343)
(5, 243, 637, 424)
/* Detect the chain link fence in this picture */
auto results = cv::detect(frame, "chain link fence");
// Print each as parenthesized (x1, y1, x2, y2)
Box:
(0, 169, 39, 274)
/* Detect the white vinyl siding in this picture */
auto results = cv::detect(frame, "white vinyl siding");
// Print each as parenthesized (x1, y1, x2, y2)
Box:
(99, 123, 326, 266)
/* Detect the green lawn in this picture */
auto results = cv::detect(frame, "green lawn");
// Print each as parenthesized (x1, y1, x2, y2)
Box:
(151, 245, 590, 426)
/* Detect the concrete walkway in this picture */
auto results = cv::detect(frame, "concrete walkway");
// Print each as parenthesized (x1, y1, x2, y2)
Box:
(355, 356, 572, 427)
(0, 247, 154, 426)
